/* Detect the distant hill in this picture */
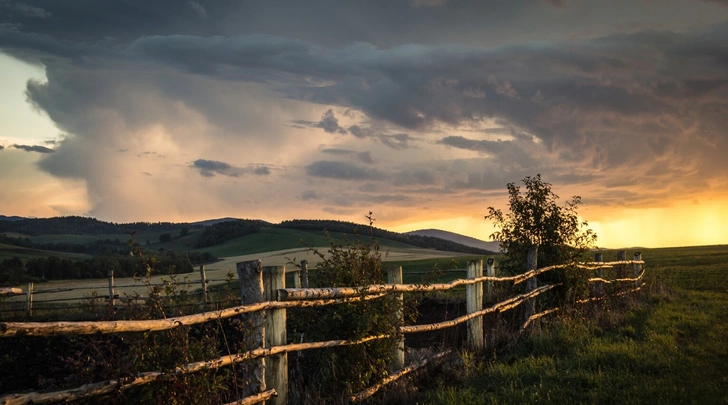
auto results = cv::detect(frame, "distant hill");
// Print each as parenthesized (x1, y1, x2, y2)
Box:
(278, 219, 495, 255)
(405, 229, 501, 253)
(190, 217, 272, 227)
(0, 216, 496, 256)
(0, 215, 26, 222)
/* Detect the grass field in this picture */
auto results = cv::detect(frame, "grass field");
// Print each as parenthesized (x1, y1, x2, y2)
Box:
(189, 227, 417, 257)
(0, 243, 91, 262)
(421, 244, 728, 404)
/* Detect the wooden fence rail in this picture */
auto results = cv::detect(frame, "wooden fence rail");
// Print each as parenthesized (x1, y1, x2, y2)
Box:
(0, 249, 645, 405)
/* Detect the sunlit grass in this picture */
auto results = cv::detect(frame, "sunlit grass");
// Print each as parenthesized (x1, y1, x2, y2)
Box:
(420, 245, 728, 405)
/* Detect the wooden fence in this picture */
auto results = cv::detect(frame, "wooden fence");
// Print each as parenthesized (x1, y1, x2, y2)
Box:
(0, 249, 645, 405)
(0, 265, 249, 317)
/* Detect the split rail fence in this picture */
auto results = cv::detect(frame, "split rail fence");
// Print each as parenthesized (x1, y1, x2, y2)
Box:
(0, 249, 645, 405)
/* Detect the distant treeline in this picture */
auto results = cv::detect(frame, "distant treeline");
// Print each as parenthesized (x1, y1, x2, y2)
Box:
(0, 251, 195, 285)
(195, 219, 262, 248)
(0, 216, 202, 236)
(277, 219, 493, 255)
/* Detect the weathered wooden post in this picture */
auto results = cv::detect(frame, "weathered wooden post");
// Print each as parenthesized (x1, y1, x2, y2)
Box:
(617, 250, 627, 278)
(263, 265, 287, 405)
(199, 265, 208, 303)
(525, 247, 538, 320)
(236, 260, 266, 397)
(107, 270, 116, 307)
(26, 282, 33, 318)
(387, 265, 405, 371)
(485, 258, 495, 303)
(290, 268, 301, 288)
(633, 252, 642, 288)
(466, 260, 484, 351)
(594, 252, 604, 297)
(300, 260, 309, 288)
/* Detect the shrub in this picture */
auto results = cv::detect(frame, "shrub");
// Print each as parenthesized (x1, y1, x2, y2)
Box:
(288, 213, 402, 402)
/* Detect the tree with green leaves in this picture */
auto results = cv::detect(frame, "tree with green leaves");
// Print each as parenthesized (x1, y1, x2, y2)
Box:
(485, 174, 597, 275)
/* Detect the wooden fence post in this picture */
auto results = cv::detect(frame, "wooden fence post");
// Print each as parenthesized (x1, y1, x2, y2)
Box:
(300, 260, 309, 288)
(466, 260, 484, 351)
(107, 270, 116, 307)
(26, 282, 33, 318)
(525, 247, 538, 320)
(485, 258, 495, 303)
(617, 250, 627, 278)
(387, 266, 405, 371)
(236, 260, 266, 397)
(263, 266, 287, 405)
(291, 268, 301, 288)
(199, 265, 208, 303)
(633, 252, 642, 288)
(594, 253, 604, 297)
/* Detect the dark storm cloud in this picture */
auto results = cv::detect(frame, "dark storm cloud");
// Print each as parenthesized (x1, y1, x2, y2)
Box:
(2, 2, 52, 19)
(12, 144, 55, 153)
(4, 0, 728, 210)
(0, 0, 592, 49)
(305, 160, 385, 181)
(438, 136, 511, 155)
(192, 159, 271, 178)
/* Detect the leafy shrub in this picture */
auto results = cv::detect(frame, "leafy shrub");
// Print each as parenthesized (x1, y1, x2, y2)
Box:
(288, 213, 402, 402)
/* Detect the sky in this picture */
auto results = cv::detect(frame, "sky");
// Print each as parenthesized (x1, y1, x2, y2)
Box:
(0, 0, 727, 249)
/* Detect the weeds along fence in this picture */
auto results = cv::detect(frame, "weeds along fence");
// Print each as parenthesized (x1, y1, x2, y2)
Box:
(0, 249, 645, 405)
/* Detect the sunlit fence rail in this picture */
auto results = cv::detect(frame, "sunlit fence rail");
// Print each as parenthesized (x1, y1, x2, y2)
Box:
(0, 249, 645, 405)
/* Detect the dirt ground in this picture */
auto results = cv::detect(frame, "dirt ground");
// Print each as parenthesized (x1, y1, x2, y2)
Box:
(3, 247, 471, 304)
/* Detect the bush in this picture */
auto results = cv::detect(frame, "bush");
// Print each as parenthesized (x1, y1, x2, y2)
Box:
(288, 213, 402, 402)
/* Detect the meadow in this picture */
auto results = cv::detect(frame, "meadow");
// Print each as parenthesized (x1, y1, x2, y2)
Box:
(420, 244, 728, 404)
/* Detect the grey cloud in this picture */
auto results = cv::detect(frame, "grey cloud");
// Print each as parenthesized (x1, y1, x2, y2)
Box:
(409, 0, 447, 7)
(438, 136, 510, 155)
(315, 109, 347, 134)
(347, 125, 414, 149)
(2, 0, 657, 51)
(357, 151, 373, 164)
(187, 1, 208, 19)
(0, 145, 4, 150)
(4, 2, 52, 18)
(321, 148, 355, 155)
(393, 168, 436, 186)
(5, 3, 728, 218)
(298, 190, 320, 201)
(305, 160, 385, 181)
(292, 109, 347, 134)
(192, 159, 271, 178)
(12, 144, 55, 153)
(253, 166, 271, 175)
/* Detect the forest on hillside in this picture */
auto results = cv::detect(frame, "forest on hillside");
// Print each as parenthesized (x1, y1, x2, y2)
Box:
(0, 216, 200, 236)
(278, 219, 493, 255)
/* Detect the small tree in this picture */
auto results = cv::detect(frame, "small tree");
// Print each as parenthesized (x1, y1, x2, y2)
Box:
(485, 174, 597, 275)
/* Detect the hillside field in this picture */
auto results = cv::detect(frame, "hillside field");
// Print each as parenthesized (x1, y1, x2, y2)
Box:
(422, 244, 728, 404)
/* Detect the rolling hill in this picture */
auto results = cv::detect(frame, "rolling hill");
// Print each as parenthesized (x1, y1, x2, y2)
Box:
(405, 229, 501, 253)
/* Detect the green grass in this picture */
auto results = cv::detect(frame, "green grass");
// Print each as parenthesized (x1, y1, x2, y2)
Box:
(0, 243, 91, 263)
(190, 227, 418, 257)
(421, 245, 728, 405)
